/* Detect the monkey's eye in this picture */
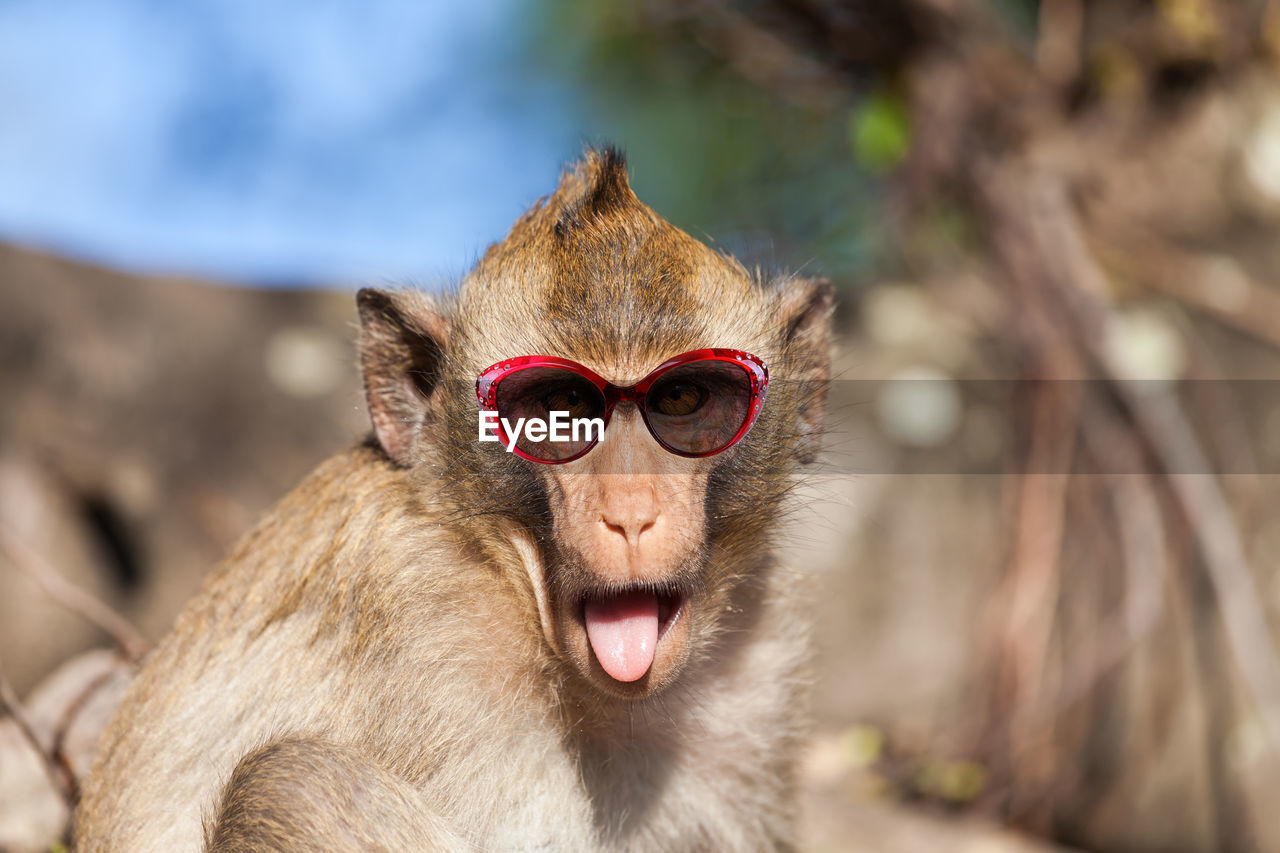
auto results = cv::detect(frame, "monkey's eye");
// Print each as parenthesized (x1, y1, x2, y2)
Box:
(542, 386, 598, 419)
(650, 382, 707, 417)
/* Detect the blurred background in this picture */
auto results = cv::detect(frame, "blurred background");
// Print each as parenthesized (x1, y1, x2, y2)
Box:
(5, 0, 1280, 850)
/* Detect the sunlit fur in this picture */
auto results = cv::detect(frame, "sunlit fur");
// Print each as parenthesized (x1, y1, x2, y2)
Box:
(75, 148, 833, 852)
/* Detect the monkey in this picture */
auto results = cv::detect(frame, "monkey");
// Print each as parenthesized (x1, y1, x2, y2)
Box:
(73, 147, 834, 852)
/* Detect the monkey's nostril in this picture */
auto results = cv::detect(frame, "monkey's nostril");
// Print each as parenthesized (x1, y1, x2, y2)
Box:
(600, 515, 657, 547)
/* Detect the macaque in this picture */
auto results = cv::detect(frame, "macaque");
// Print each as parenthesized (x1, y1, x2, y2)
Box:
(74, 148, 834, 851)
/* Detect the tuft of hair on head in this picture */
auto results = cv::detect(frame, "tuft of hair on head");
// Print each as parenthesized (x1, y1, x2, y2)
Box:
(550, 146, 654, 239)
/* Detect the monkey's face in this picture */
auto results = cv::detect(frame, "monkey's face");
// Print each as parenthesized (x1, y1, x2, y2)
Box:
(471, 348, 775, 698)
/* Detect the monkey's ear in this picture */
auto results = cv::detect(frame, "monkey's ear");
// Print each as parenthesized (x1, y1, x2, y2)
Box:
(357, 288, 451, 467)
(777, 276, 835, 464)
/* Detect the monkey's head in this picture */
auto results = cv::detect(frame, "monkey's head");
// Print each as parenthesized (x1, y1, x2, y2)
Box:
(357, 149, 832, 702)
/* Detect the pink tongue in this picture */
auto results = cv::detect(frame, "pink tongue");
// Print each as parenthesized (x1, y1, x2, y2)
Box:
(584, 591, 660, 683)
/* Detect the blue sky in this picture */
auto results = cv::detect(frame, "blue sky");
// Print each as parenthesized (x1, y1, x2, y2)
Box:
(0, 0, 583, 284)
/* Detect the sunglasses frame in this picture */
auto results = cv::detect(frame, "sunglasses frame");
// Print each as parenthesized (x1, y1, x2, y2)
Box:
(475, 348, 769, 464)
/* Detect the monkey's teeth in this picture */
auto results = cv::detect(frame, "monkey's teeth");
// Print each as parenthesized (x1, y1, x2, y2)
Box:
(583, 591, 659, 683)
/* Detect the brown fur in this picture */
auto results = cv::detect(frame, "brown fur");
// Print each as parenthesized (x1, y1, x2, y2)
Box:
(73, 148, 834, 852)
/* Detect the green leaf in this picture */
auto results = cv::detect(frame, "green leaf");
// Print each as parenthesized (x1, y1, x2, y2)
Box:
(851, 92, 911, 173)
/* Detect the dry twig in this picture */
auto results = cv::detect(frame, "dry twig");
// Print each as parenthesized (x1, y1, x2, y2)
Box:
(0, 524, 149, 662)
(0, 662, 74, 805)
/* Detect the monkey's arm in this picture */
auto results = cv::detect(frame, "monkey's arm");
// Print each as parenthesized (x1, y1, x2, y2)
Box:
(205, 737, 472, 853)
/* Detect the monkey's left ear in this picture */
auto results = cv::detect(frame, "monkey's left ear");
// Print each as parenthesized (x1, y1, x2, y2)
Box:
(777, 276, 835, 464)
(357, 288, 452, 467)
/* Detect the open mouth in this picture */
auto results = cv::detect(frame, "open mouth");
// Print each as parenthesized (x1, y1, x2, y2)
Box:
(579, 584, 686, 683)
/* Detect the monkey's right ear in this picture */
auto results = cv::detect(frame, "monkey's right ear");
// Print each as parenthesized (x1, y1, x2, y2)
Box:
(357, 288, 451, 467)
(777, 276, 836, 464)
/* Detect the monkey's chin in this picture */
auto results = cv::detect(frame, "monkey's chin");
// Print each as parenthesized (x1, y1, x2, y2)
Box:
(564, 586, 692, 700)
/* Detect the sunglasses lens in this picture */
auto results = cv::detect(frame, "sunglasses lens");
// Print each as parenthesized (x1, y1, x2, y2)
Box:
(494, 367, 607, 460)
(644, 360, 753, 455)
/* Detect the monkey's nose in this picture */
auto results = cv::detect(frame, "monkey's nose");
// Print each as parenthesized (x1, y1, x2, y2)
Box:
(592, 474, 662, 552)
(600, 512, 657, 548)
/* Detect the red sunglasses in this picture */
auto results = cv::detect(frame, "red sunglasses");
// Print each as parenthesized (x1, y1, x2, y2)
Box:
(476, 348, 768, 463)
